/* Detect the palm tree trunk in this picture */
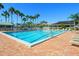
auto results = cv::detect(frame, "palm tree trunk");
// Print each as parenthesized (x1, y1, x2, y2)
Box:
(17, 15, 18, 24)
(33, 19, 35, 28)
(8, 16, 9, 22)
(11, 13, 13, 23)
(0, 19, 2, 22)
(74, 21, 75, 30)
(0, 15, 1, 22)
(17, 15, 19, 30)
(5, 17, 7, 22)
(6, 17, 7, 22)
(11, 14, 12, 23)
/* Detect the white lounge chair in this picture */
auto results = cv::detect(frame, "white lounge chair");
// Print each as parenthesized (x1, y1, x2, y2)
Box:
(71, 36, 79, 45)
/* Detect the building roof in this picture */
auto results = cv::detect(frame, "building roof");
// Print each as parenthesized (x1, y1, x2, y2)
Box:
(54, 21, 74, 25)
(0, 22, 14, 26)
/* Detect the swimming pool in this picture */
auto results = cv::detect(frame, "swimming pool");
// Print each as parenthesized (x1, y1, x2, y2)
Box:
(3, 30, 65, 47)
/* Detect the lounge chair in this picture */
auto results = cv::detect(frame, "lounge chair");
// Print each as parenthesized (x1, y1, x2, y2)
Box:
(71, 35, 79, 45)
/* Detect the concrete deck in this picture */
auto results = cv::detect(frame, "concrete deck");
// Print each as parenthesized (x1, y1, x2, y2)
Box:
(0, 31, 79, 56)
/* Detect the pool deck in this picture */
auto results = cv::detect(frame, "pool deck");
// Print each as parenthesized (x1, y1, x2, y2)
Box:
(0, 31, 79, 56)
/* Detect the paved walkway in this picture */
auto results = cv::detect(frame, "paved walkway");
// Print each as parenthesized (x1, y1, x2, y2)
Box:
(0, 31, 79, 56)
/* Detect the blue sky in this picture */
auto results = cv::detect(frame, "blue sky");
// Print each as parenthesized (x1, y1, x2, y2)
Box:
(1, 3, 79, 23)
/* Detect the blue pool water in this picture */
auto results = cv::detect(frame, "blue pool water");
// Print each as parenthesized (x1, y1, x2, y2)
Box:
(4, 30, 65, 46)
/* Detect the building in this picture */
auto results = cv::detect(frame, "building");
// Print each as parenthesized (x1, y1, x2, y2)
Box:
(0, 22, 14, 31)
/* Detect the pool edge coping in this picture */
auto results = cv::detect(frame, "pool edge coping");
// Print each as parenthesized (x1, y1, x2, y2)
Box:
(0, 30, 66, 47)
(0, 32, 32, 48)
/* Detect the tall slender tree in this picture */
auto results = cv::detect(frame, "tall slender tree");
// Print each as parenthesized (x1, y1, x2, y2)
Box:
(15, 10, 20, 24)
(69, 13, 79, 30)
(35, 14, 40, 24)
(20, 13, 25, 21)
(1, 11, 9, 22)
(0, 3, 4, 10)
(22, 17, 27, 28)
(32, 16, 36, 23)
(7, 11, 10, 22)
(1, 13, 6, 22)
(35, 14, 40, 19)
(20, 13, 24, 17)
(29, 15, 33, 22)
(33, 14, 40, 28)
(25, 15, 29, 21)
(22, 17, 27, 24)
(0, 3, 4, 22)
(8, 7, 15, 23)
(5, 11, 9, 22)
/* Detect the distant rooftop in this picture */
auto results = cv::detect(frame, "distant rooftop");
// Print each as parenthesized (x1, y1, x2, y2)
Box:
(0, 22, 14, 26)
(54, 20, 74, 25)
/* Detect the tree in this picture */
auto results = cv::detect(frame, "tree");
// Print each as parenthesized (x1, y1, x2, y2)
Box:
(40, 20, 48, 24)
(25, 15, 29, 22)
(35, 14, 40, 19)
(30, 16, 36, 22)
(8, 7, 15, 23)
(0, 3, 4, 22)
(1, 10, 9, 22)
(15, 10, 20, 24)
(22, 17, 27, 24)
(20, 13, 25, 20)
(39, 20, 48, 29)
(19, 12, 25, 24)
(69, 13, 79, 30)
(22, 17, 27, 29)
(1, 13, 6, 22)
(26, 22, 34, 28)
(29, 15, 33, 22)
(33, 14, 40, 23)
(59, 23, 66, 29)
(0, 3, 4, 10)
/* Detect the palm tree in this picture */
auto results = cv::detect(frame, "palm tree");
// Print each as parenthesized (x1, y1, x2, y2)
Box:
(33, 14, 40, 28)
(0, 3, 4, 22)
(29, 14, 40, 23)
(28, 14, 40, 29)
(1, 11, 9, 22)
(22, 17, 27, 25)
(20, 13, 24, 20)
(8, 7, 15, 23)
(0, 3, 4, 10)
(6, 11, 10, 22)
(69, 13, 79, 30)
(25, 15, 29, 21)
(35, 14, 40, 23)
(26, 22, 33, 28)
(35, 14, 40, 19)
(15, 10, 20, 24)
(19, 12, 25, 25)
(29, 15, 38, 29)
(4, 11, 9, 22)
(1, 13, 6, 22)
(29, 15, 33, 22)
(22, 17, 28, 29)
(30, 16, 36, 23)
